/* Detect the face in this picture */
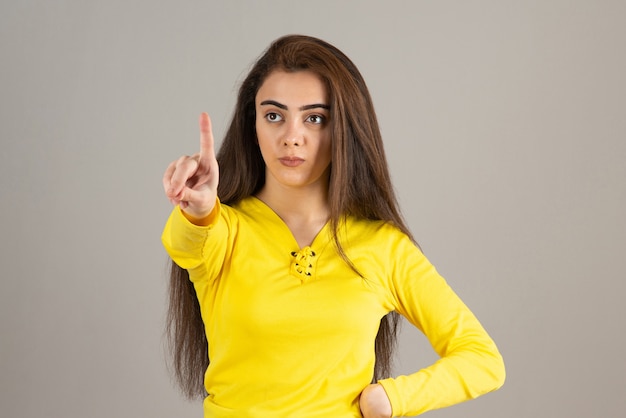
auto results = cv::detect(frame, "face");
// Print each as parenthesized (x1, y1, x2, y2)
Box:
(255, 70, 332, 192)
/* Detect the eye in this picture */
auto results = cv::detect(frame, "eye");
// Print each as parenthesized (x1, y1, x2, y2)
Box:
(265, 112, 283, 122)
(306, 114, 326, 125)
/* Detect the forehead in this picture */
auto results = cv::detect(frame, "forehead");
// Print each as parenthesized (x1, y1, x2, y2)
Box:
(256, 70, 328, 105)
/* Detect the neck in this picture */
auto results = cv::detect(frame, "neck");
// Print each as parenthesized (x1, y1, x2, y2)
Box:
(255, 178, 330, 227)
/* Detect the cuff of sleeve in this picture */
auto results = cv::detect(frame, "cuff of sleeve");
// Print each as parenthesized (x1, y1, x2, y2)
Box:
(162, 199, 222, 271)
(179, 198, 221, 227)
(378, 378, 401, 417)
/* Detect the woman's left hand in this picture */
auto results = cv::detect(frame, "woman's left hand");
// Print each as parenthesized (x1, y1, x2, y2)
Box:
(359, 384, 392, 418)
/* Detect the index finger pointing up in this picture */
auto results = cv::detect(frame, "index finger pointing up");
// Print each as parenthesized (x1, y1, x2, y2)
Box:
(199, 112, 216, 161)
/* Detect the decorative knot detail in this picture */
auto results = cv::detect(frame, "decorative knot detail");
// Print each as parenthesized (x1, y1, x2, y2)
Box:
(290, 247, 316, 282)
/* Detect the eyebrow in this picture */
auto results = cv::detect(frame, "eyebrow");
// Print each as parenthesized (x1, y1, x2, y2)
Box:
(260, 100, 330, 111)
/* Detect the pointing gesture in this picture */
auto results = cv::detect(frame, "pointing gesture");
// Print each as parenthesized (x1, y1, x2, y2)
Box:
(163, 113, 219, 221)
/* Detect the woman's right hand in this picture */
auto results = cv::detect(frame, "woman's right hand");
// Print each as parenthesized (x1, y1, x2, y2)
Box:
(163, 112, 219, 221)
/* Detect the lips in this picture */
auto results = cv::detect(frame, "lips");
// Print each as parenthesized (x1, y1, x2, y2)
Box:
(278, 156, 305, 167)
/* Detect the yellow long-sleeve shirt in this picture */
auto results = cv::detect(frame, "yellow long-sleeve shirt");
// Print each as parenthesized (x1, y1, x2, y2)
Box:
(161, 197, 505, 417)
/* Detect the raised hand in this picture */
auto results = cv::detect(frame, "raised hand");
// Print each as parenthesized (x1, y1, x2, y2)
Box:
(163, 112, 219, 221)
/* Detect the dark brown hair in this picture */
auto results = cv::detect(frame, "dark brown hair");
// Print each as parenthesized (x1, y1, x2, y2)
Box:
(166, 34, 415, 399)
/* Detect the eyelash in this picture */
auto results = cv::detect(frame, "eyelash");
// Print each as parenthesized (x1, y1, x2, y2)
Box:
(264, 113, 326, 125)
(264, 112, 281, 122)
(306, 114, 325, 125)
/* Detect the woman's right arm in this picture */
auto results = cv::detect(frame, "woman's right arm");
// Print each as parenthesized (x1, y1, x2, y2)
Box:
(161, 113, 228, 279)
(162, 112, 219, 224)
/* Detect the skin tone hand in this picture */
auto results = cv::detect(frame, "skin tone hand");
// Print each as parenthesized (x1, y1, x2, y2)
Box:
(359, 384, 392, 418)
(163, 113, 219, 222)
(360, 384, 393, 418)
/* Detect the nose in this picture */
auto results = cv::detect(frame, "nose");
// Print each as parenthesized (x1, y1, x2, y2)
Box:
(282, 120, 303, 147)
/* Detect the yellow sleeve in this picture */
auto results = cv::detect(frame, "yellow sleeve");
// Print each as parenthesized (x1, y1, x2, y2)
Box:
(378, 233, 505, 416)
(160, 200, 229, 283)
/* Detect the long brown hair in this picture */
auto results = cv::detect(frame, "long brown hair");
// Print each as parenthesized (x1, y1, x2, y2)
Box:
(166, 34, 415, 399)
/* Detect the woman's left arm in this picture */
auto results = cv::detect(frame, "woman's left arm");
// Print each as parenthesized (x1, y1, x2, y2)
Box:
(378, 233, 505, 417)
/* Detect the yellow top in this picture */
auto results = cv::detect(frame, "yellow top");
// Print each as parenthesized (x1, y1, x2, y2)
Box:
(161, 197, 505, 417)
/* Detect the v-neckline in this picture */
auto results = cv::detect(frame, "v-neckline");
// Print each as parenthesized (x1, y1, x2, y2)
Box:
(246, 196, 331, 251)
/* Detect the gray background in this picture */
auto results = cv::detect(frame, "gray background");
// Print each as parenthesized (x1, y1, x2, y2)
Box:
(1, 1, 624, 417)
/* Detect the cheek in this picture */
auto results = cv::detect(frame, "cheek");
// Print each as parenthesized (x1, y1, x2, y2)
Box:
(257, 140, 271, 160)
(254, 118, 263, 142)
(255, 123, 270, 150)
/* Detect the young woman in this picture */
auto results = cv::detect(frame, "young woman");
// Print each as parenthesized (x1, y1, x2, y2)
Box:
(162, 34, 505, 417)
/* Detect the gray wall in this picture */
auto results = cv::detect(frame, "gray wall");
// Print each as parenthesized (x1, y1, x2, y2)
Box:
(1, 1, 624, 417)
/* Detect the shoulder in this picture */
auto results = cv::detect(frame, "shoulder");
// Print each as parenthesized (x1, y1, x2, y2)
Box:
(219, 196, 258, 220)
(343, 216, 414, 249)
(340, 217, 423, 276)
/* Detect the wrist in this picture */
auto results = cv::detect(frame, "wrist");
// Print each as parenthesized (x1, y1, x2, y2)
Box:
(180, 201, 218, 226)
